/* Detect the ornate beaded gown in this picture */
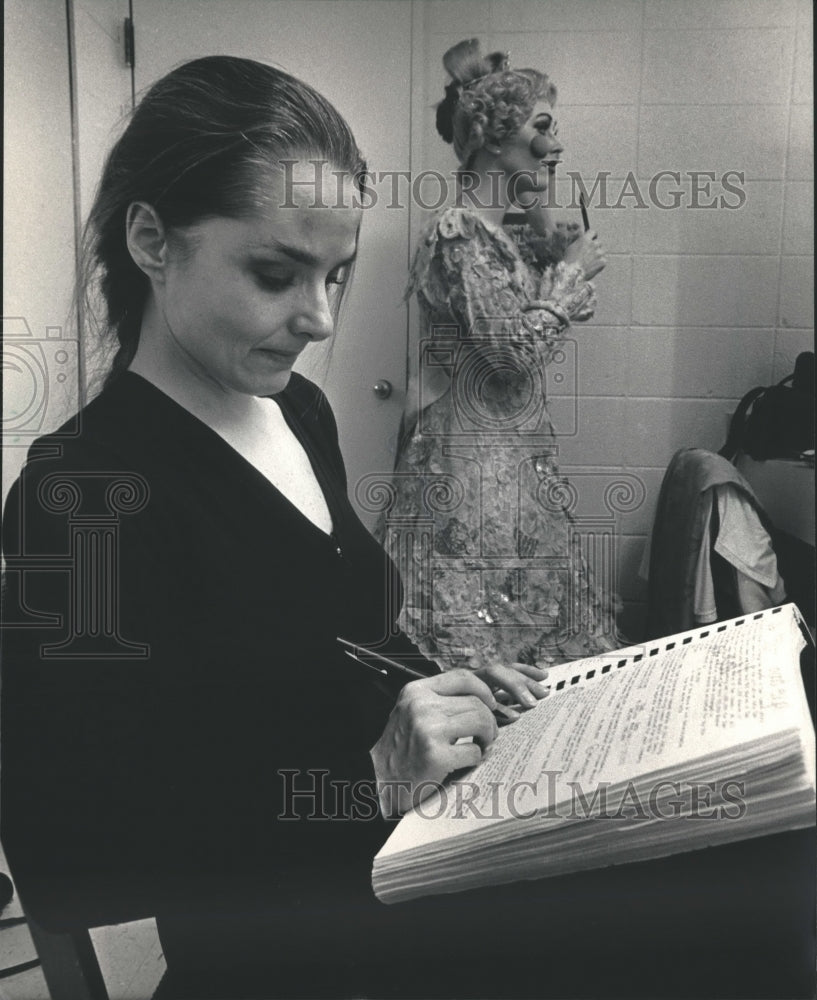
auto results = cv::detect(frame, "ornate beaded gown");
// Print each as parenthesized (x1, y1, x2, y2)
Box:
(377, 207, 620, 670)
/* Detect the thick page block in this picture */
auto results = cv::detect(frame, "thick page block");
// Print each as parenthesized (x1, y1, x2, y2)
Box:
(374, 604, 815, 903)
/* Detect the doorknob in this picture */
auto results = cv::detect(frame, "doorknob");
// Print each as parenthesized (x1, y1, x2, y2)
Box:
(372, 379, 393, 400)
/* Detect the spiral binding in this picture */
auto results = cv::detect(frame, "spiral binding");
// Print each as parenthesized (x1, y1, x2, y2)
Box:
(547, 605, 787, 693)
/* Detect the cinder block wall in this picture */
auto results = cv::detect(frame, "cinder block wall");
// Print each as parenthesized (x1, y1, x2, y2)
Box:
(411, 0, 814, 639)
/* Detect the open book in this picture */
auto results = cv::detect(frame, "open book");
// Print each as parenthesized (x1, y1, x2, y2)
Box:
(373, 604, 815, 904)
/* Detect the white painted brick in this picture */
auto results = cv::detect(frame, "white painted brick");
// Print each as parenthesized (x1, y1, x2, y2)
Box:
(626, 328, 775, 397)
(779, 255, 815, 327)
(591, 210, 637, 256)
(493, 31, 641, 105)
(632, 256, 779, 326)
(634, 181, 783, 255)
(553, 396, 626, 465)
(638, 106, 788, 181)
(566, 326, 630, 396)
(782, 181, 815, 254)
(557, 104, 639, 181)
(787, 103, 815, 180)
(427, 1, 492, 33)
(644, 0, 797, 30)
(490, 0, 643, 33)
(592, 254, 632, 326)
(793, 16, 813, 102)
(642, 29, 794, 104)
(549, 465, 663, 543)
(623, 398, 737, 465)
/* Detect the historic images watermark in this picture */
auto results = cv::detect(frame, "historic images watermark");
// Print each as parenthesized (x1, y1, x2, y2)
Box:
(277, 768, 748, 822)
(2, 317, 79, 443)
(279, 159, 748, 212)
(0, 463, 153, 658)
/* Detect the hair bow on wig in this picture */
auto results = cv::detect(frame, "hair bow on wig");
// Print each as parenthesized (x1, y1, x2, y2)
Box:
(463, 51, 511, 90)
(436, 80, 462, 144)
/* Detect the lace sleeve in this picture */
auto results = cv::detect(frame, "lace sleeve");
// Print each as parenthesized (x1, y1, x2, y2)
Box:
(408, 209, 595, 360)
(507, 220, 581, 272)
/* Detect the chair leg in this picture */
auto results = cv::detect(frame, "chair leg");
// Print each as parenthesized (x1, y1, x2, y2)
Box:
(25, 916, 109, 1000)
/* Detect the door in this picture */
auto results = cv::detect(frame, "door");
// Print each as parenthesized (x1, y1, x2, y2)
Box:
(131, 0, 414, 528)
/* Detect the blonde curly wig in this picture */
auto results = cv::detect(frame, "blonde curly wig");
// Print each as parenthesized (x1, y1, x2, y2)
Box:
(436, 39, 556, 166)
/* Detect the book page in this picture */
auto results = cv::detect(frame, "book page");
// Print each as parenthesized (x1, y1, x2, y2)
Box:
(378, 606, 810, 855)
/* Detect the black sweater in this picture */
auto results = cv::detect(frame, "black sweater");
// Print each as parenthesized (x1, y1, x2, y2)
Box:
(1, 372, 430, 931)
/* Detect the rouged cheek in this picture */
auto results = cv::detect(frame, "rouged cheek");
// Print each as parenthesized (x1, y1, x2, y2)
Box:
(529, 134, 551, 158)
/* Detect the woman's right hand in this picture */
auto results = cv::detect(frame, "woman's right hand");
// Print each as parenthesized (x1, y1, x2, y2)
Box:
(562, 230, 607, 280)
(369, 670, 500, 817)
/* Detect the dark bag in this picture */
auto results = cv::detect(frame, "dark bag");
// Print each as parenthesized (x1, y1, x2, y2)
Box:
(720, 352, 815, 462)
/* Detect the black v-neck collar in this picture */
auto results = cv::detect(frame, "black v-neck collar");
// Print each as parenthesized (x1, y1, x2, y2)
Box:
(111, 372, 343, 544)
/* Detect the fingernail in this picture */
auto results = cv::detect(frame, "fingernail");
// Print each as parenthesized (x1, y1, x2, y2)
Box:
(522, 692, 537, 707)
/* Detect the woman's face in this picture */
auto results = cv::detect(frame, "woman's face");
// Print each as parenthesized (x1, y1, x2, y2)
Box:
(496, 99, 562, 201)
(157, 162, 362, 397)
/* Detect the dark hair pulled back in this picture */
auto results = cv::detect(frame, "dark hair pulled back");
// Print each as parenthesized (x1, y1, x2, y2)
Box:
(81, 55, 366, 387)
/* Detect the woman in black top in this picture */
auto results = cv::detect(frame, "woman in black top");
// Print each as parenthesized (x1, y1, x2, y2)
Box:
(0, 56, 548, 997)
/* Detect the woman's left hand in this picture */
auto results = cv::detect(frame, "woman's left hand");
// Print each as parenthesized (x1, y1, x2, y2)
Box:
(473, 662, 549, 720)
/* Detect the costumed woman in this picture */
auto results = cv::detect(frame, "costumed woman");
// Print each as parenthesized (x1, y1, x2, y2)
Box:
(381, 39, 621, 671)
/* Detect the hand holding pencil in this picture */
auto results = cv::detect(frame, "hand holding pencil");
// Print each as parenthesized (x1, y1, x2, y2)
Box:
(563, 195, 606, 281)
(339, 637, 548, 722)
(343, 638, 549, 817)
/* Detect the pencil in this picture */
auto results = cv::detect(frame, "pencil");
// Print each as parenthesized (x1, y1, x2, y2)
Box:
(337, 637, 427, 679)
(338, 638, 518, 721)
(579, 192, 591, 232)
